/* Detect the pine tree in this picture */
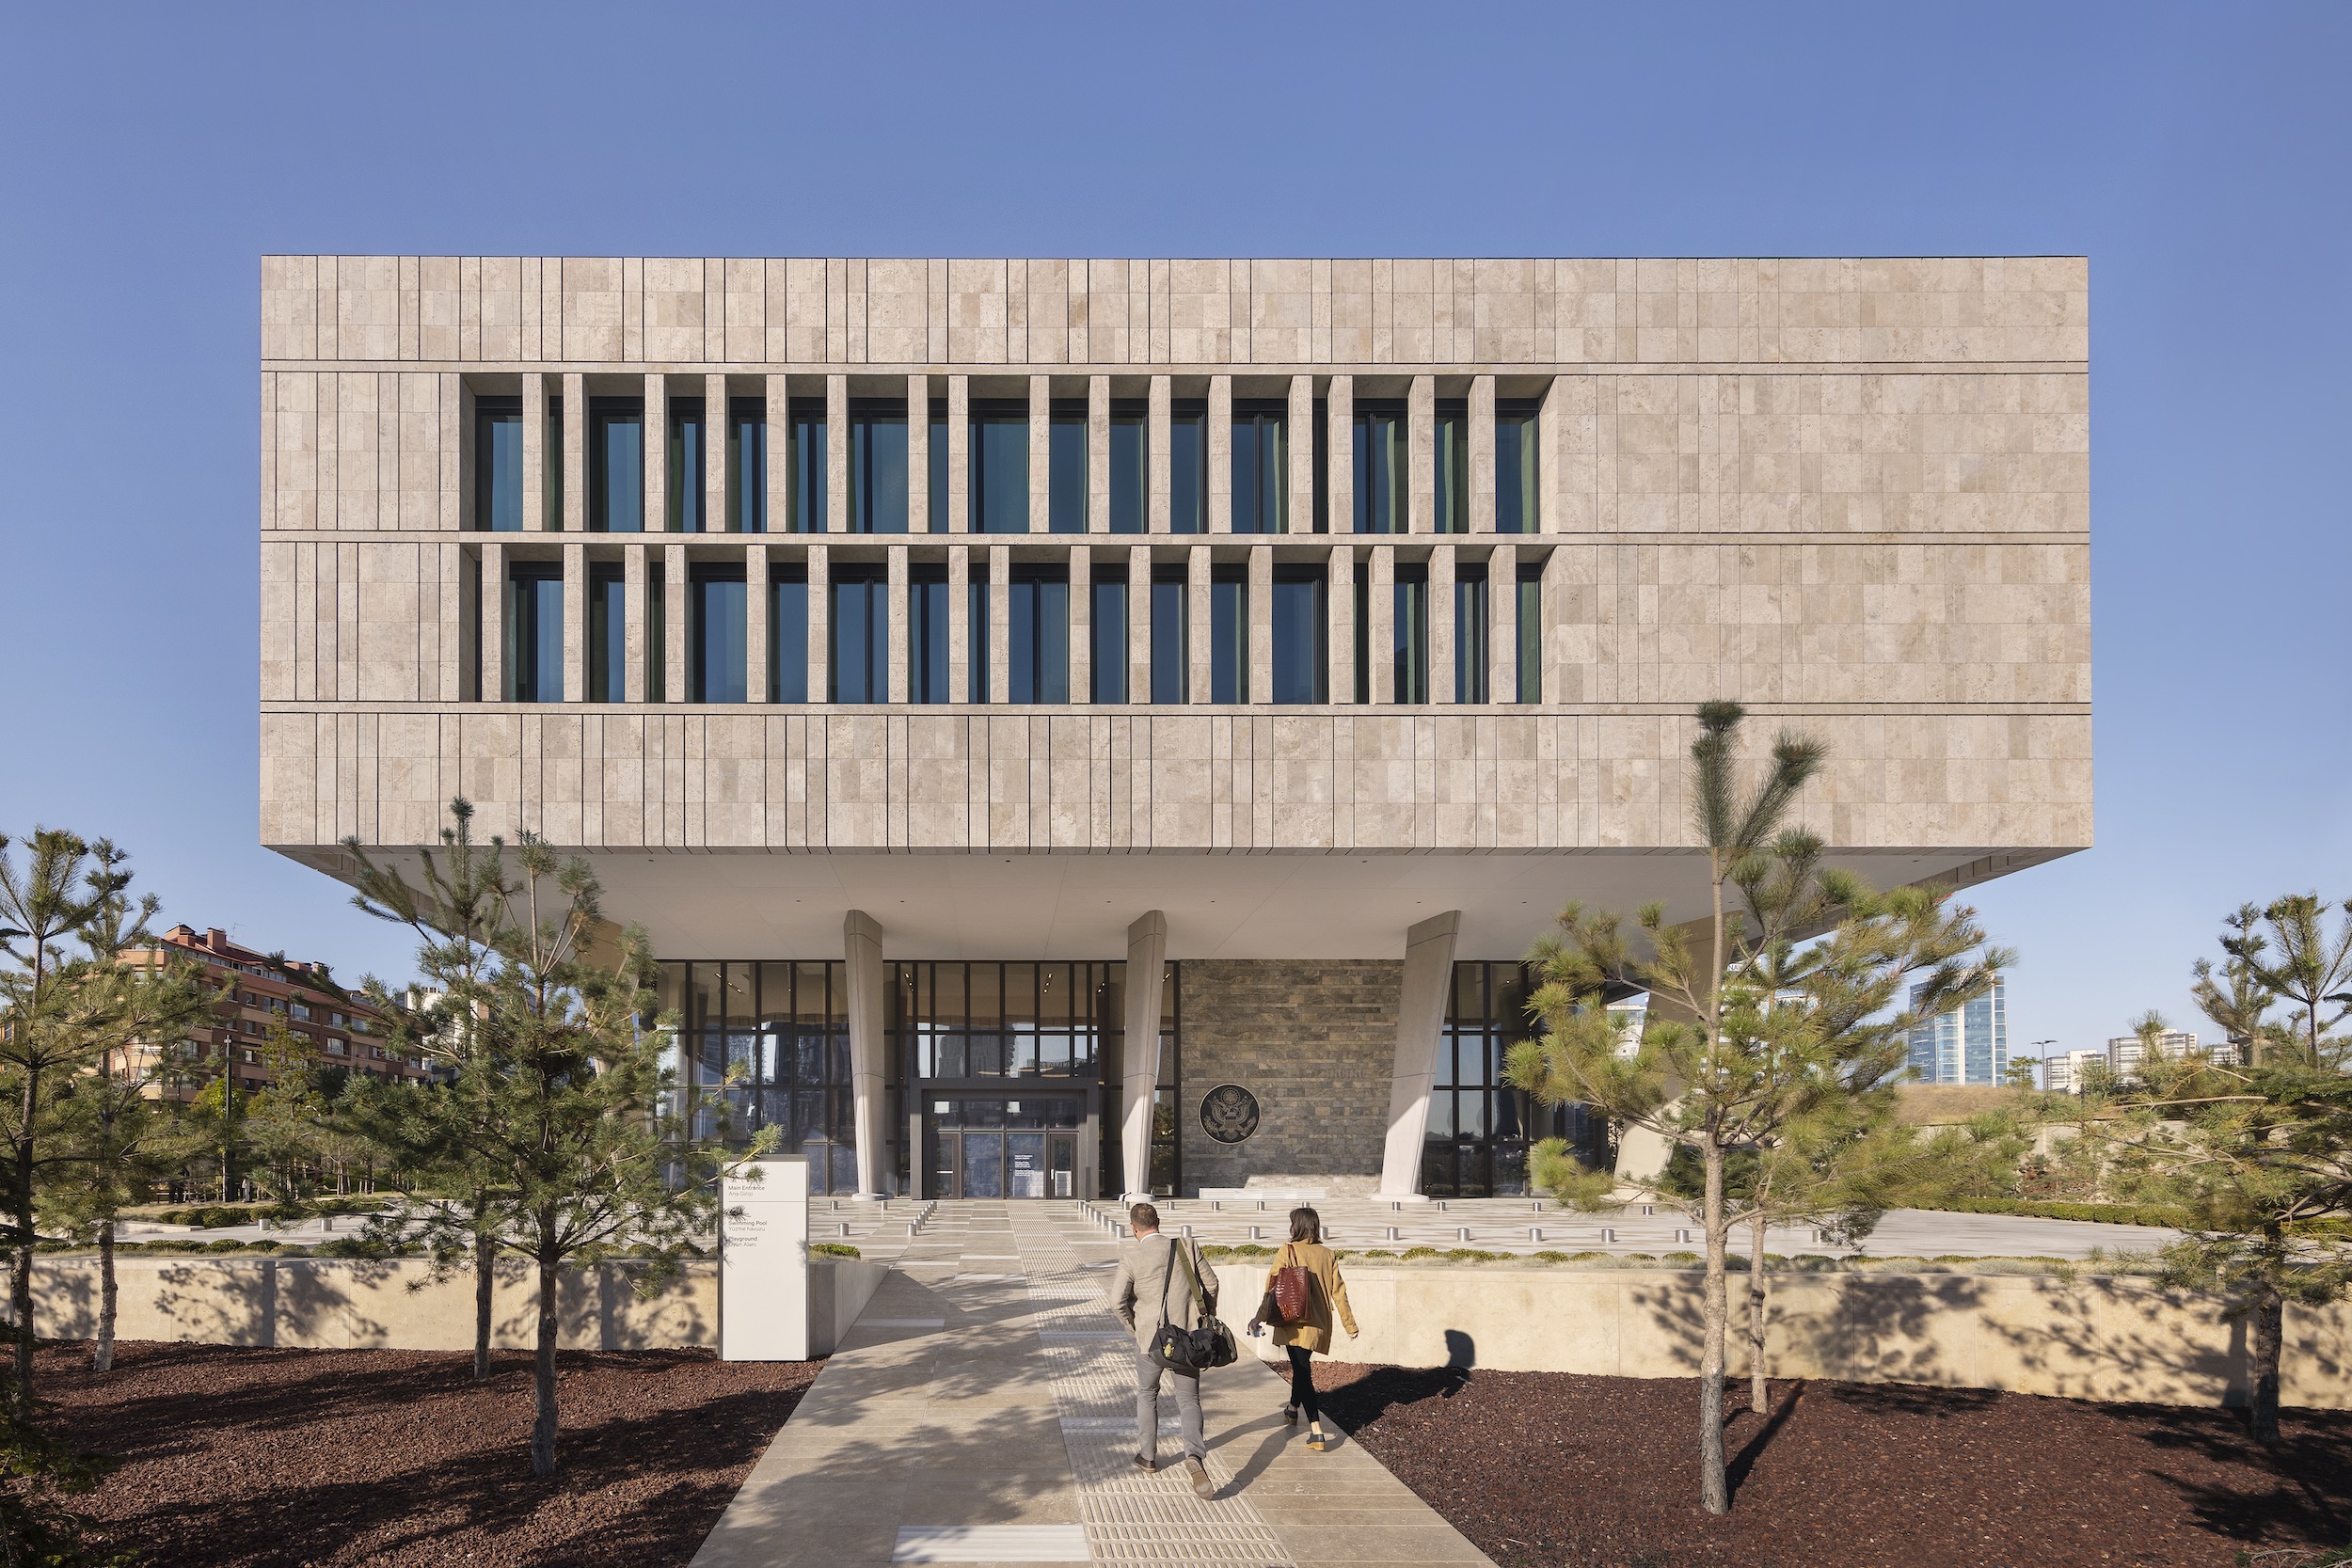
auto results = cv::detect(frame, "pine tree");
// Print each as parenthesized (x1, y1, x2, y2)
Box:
(1505, 703, 2005, 1514)
(341, 800, 754, 1474)
(2219, 895, 2352, 1070)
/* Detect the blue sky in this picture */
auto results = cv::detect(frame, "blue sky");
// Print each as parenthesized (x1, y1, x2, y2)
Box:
(1, 3, 2345, 1059)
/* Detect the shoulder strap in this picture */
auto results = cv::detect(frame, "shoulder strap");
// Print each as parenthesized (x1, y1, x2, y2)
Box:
(1173, 1235, 1211, 1315)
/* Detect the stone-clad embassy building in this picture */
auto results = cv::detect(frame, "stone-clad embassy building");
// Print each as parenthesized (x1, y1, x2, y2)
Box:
(258, 255, 2090, 1204)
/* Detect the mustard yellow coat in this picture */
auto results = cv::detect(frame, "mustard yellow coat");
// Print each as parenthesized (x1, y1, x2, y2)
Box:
(1259, 1241, 1358, 1354)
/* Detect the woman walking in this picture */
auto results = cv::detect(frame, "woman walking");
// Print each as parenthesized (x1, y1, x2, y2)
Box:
(1247, 1206, 1357, 1451)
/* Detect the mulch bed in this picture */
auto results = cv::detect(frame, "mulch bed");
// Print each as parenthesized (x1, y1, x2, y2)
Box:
(31, 1339, 816, 1568)
(1298, 1362, 2352, 1568)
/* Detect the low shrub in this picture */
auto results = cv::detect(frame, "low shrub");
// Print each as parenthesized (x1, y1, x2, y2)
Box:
(1660, 1250, 1703, 1265)
(1441, 1249, 1510, 1263)
(1906, 1196, 2194, 1228)
(1401, 1246, 1442, 1260)
(1534, 1250, 1574, 1263)
(811, 1243, 861, 1259)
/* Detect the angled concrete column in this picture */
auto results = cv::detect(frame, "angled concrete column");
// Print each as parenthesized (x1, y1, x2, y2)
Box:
(1326, 375, 1354, 534)
(807, 544, 831, 702)
(1407, 374, 1435, 533)
(1127, 543, 1152, 702)
(1377, 911, 1462, 1198)
(1087, 375, 1110, 533)
(1288, 374, 1314, 534)
(623, 546, 647, 704)
(563, 539, 585, 703)
(1247, 546, 1272, 704)
(479, 541, 505, 702)
(1147, 376, 1171, 533)
(844, 911, 890, 1198)
(1069, 546, 1092, 703)
(946, 376, 970, 533)
(1028, 374, 1052, 535)
(1368, 546, 1396, 704)
(705, 372, 728, 533)
(826, 374, 849, 535)
(947, 546, 971, 704)
(562, 373, 587, 533)
(1536, 374, 1563, 534)
(1119, 911, 1169, 1200)
(521, 371, 548, 531)
(886, 546, 910, 704)
(1469, 375, 1497, 533)
(1327, 546, 1356, 703)
(1430, 544, 1456, 705)
(906, 373, 930, 532)
(644, 374, 669, 533)
(1488, 542, 1518, 705)
(1206, 376, 1232, 533)
(663, 542, 688, 702)
(764, 374, 790, 535)
(1186, 544, 1212, 703)
(745, 542, 770, 704)
(988, 544, 1010, 703)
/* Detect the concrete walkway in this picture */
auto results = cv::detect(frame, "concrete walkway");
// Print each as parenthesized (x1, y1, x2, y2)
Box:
(691, 1200, 1490, 1568)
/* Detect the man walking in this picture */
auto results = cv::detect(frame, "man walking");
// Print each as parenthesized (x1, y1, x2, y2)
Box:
(1110, 1201, 1217, 1498)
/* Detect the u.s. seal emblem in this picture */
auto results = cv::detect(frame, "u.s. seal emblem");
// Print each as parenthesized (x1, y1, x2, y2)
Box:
(1200, 1085, 1260, 1145)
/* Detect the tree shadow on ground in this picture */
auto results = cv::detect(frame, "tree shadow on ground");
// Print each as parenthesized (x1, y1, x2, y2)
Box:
(2094, 1402, 2352, 1547)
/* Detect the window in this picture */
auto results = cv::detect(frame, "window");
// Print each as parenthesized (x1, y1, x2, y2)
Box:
(1497, 401, 1540, 534)
(787, 400, 826, 532)
(770, 566, 808, 703)
(728, 398, 767, 532)
(290, 1004, 311, 1022)
(1353, 402, 1405, 533)
(1231, 402, 1287, 534)
(1008, 567, 1069, 704)
(474, 397, 523, 532)
(967, 561, 991, 701)
(690, 564, 747, 703)
(831, 566, 886, 703)
(1091, 569, 1127, 703)
(1269, 565, 1327, 704)
(1353, 572, 1370, 703)
(1311, 400, 1329, 532)
(589, 400, 643, 532)
(1168, 401, 1206, 533)
(330, 1012, 347, 1028)
(1393, 562, 1428, 703)
(1108, 401, 1147, 533)
(1422, 963, 1603, 1197)
(327, 1038, 347, 1056)
(588, 563, 626, 702)
(969, 403, 1028, 533)
(544, 397, 564, 531)
(1150, 568, 1187, 703)
(659, 960, 857, 1180)
(503, 563, 563, 703)
(668, 397, 707, 532)
(850, 402, 909, 533)
(646, 560, 666, 702)
(1209, 566, 1247, 704)
(1517, 562, 1543, 703)
(910, 564, 949, 703)
(928, 401, 949, 531)
(1455, 562, 1488, 703)
(1435, 400, 1469, 532)
(1049, 402, 1087, 533)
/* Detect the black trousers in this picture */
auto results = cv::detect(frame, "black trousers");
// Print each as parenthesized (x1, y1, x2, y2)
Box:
(1285, 1345, 1320, 1423)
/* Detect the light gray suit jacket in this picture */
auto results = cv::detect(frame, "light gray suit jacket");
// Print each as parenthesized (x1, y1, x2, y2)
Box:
(1110, 1232, 1218, 1354)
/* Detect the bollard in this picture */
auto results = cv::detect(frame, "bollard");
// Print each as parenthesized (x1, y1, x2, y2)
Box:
(905, 1222, 919, 1236)
(1675, 1227, 1695, 1243)
(838, 1222, 850, 1237)
(1180, 1225, 1193, 1239)
(1248, 1226, 1262, 1241)
(1598, 1227, 1616, 1243)
(1384, 1226, 1399, 1242)
(1456, 1227, 1471, 1242)
(1641, 1204, 1655, 1216)
(1532, 1200, 1542, 1212)
(1529, 1227, 1545, 1243)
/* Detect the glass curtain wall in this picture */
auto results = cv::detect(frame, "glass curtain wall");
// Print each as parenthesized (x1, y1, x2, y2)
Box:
(1151, 568, 1188, 703)
(850, 401, 909, 533)
(967, 560, 991, 702)
(728, 398, 766, 532)
(831, 566, 887, 703)
(1091, 570, 1128, 703)
(1269, 565, 1327, 703)
(770, 566, 808, 702)
(1208, 566, 1248, 704)
(1108, 401, 1147, 532)
(1496, 401, 1540, 533)
(1231, 402, 1287, 534)
(1392, 562, 1429, 703)
(1168, 401, 1206, 532)
(502, 563, 562, 701)
(657, 960, 860, 1195)
(1009, 566, 1070, 704)
(1049, 401, 1087, 532)
(1455, 563, 1488, 704)
(969, 402, 1028, 533)
(474, 397, 523, 531)
(787, 398, 827, 532)
(690, 564, 746, 703)
(667, 398, 707, 531)
(910, 564, 950, 703)
(928, 400, 949, 531)
(589, 400, 643, 532)
(1434, 400, 1470, 532)
(543, 397, 564, 530)
(1517, 562, 1543, 703)
(588, 563, 625, 702)
(1422, 963, 1605, 1197)
(1353, 402, 1406, 532)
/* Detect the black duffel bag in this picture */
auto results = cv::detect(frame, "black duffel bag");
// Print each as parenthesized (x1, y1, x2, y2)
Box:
(1150, 1238, 1238, 1370)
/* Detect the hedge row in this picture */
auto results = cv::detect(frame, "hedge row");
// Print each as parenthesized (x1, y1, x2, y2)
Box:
(153, 1197, 393, 1228)
(1910, 1197, 2194, 1228)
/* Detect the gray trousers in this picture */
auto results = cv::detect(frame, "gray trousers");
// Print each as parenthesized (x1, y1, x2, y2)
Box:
(1136, 1350, 1205, 1463)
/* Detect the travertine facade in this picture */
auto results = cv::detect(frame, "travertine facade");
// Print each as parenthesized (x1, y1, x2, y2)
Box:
(257, 256, 2090, 1199)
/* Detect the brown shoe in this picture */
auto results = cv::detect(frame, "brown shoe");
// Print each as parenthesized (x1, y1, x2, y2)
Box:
(1133, 1454, 1157, 1473)
(1184, 1456, 1215, 1498)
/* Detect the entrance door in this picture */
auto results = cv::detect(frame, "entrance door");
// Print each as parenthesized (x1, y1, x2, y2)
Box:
(1006, 1133, 1047, 1198)
(1049, 1133, 1076, 1198)
(963, 1133, 1005, 1198)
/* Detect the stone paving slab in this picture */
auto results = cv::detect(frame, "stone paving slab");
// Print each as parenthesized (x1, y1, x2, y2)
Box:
(691, 1200, 1495, 1568)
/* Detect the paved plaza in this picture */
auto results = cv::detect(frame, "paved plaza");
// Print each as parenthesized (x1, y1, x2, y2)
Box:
(691, 1200, 1488, 1568)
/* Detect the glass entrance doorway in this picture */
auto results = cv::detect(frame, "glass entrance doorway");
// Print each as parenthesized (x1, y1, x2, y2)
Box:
(927, 1096, 1081, 1198)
